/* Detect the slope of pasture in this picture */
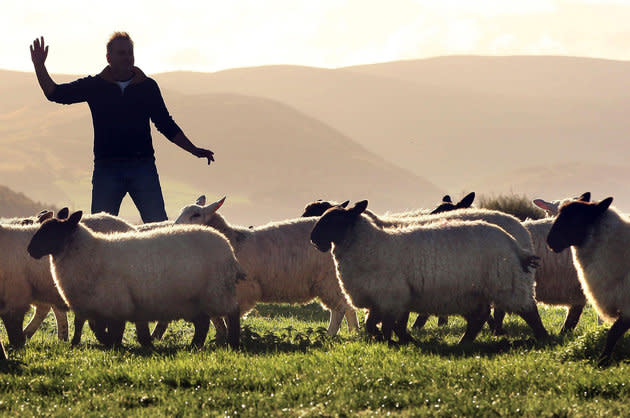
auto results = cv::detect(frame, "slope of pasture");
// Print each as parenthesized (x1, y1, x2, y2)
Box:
(1, 305, 629, 415)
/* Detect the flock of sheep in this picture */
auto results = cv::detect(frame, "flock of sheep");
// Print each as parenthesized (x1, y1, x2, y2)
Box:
(0, 191, 629, 366)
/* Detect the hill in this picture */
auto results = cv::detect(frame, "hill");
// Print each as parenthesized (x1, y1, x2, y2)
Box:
(0, 184, 59, 219)
(0, 75, 442, 224)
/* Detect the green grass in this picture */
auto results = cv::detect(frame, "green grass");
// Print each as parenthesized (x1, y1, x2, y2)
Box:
(2, 304, 630, 416)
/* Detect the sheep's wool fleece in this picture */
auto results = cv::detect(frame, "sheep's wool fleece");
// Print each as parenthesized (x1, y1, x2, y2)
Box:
(331, 216, 536, 318)
(524, 219, 585, 306)
(571, 207, 630, 321)
(50, 224, 241, 322)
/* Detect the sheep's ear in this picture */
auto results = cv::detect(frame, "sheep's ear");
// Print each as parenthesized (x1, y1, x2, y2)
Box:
(533, 199, 554, 211)
(340, 200, 350, 208)
(596, 197, 613, 215)
(57, 207, 69, 220)
(578, 192, 591, 202)
(205, 196, 226, 214)
(442, 195, 452, 203)
(37, 211, 53, 223)
(195, 195, 206, 206)
(350, 200, 368, 215)
(36, 209, 49, 216)
(67, 211, 83, 227)
(457, 192, 475, 208)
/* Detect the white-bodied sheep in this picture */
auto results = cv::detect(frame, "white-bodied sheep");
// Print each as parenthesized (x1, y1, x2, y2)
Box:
(2, 210, 69, 342)
(301, 193, 476, 330)
(310, 201, 548, 344)
(304, 200, 533, 335)
(0, 209, 146, 346)
(547, 197, 630, 365)
(27, 211, 243, 349)
(0, 221, 69, 348)
(493, 192, 592, 335)
(170, 196, 359, 337)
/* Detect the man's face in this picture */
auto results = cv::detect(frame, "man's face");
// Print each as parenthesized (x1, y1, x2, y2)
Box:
(107, 38, 134, 72)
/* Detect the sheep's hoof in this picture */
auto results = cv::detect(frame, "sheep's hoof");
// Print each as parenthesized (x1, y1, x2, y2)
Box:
(597, 354, 613, 368)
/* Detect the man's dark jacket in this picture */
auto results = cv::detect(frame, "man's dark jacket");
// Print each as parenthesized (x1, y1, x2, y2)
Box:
(47, 66, 181, 161)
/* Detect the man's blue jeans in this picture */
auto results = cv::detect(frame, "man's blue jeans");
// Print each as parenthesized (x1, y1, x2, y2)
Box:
(91, 158, 168, 223)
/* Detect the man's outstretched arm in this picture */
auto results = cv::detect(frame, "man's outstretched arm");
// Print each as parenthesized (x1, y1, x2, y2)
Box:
(171, 131, 215, 165)
(30, 36, 57, 97)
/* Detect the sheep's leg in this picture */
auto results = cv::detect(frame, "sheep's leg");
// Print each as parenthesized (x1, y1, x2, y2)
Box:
(104, 320, 126, 348)
(459, 305, 491, 345)
(135, 321, 153, 348)
(1, 310, 27, 349)
(151, 321, 170, 340)
(598, 316, 630, 367)
(89, 319, 112, 345)
(326, 308, 345, 336)
(211, 317, 227, 342)
(226, 309, 241, 350)
(411, 314, 429, 330)
(51, 306, 69, 341)
(23, 303, 50, 339)
(560, 304, 584, 334)
(0, 341, 6, 361)
(437, 316, 449, 327)
(517, 306, 549, 340)
(490, 309, 507, 336)
(344, 308, 359, 332)
(72, 316, 87, 346)
(365, 309, 381, 336)
(381, 314, 396, 344)
(393, 312, 414, 344)
(190, 314, 210, 348)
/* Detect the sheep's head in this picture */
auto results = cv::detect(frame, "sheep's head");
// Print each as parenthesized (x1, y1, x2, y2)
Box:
(430, 192, 475, 214)
(310, 200, 368, 252)
(547, 197, 611, 253)
(301, 200, 349, 217)
(174, 196, 226, 225)
(28, 211, 83, 259)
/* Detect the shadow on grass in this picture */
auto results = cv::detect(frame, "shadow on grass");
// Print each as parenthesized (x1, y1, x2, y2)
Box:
(249, 302, 330, 323)
(0, 359, 26, 374)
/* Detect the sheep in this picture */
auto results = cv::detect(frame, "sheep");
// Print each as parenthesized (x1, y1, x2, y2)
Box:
(547, 196, 630, 365)
(310, 201, 548, 344)
(0, 221, 69, 348)
(6, 208, 170, 346)
(494, 192, 591, 335)
(164, 196, 359, 338)
(303, 196, 532, 336)
(2, 210, 70, 342)
(301, 193, 476, 330)
(31, 209, 150, 346)
(27, 211, 243, 349)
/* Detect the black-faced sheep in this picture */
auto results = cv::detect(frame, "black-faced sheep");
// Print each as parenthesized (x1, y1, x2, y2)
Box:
(310, 201, 548, 344)
(547, 197, 630, 366)
(27, 211, 242, 349)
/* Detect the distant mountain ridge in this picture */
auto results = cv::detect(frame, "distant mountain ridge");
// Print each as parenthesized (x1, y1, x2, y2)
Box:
(3, 55, 630, 216)
(0, 184, 58, 219)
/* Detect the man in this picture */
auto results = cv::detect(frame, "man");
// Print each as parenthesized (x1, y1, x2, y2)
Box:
(30, 32, 214, 223)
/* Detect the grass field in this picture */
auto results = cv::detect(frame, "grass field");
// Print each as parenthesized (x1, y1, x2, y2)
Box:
(1, 303, 630, 416)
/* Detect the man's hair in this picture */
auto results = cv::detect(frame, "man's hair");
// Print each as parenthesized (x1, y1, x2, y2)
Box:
(106, 32, 134, 53)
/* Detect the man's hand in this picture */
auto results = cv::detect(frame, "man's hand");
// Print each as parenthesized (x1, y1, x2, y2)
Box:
(196, 148, 215, 165)
(30, 36, 49, 67)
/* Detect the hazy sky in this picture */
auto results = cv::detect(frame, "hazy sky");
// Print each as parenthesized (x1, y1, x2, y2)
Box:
(3, 0, 630, 74)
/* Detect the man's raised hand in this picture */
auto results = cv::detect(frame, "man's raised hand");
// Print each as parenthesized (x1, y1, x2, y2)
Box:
(30, 36, 49, 67)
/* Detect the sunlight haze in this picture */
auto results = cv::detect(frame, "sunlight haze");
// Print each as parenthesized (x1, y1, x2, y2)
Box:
(3, 0, 630, 73)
